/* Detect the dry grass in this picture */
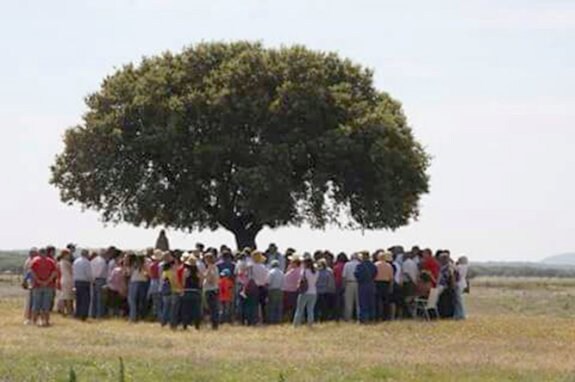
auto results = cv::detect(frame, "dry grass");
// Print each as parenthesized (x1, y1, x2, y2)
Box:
(1, 277, 575, 381)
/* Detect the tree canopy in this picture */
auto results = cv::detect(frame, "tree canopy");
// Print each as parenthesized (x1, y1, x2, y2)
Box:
(51, 41, 430, 249)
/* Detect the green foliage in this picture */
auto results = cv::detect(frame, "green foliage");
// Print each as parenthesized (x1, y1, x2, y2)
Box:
(51, 41, 430, 247)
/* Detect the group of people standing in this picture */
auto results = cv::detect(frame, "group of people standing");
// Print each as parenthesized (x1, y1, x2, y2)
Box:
(22, 231, 469, 329)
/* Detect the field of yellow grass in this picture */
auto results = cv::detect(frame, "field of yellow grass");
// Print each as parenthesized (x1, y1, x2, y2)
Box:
(1, 276, 575, 381)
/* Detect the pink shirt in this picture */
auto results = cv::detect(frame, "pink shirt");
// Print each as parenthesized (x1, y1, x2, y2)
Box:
(282, 267, 301, 292)
(108, 267, 128, 297)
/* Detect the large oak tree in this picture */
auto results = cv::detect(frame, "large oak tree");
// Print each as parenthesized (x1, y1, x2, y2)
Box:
(51, 42, 430, 249)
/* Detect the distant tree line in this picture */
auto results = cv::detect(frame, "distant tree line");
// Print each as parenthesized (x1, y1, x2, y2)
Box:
(469, 263, 575, 279)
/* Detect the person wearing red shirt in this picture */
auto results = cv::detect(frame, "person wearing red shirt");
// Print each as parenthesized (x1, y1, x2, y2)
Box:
(332, 252, 348, 321)
(218, 269, 234, 324)
(421, 249, 440, 287)
(30, 248, 58, 327)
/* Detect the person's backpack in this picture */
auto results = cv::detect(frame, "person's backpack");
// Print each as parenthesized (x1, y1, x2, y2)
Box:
(297, 270, 308, 294)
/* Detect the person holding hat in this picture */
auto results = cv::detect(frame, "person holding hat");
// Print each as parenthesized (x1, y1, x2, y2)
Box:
(374, 251, 394, 321)
(181, 255, 203, 330)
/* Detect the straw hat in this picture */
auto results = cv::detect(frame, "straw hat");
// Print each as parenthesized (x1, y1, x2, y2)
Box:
(151, 249, 163, 261)
(252, 251, 266, 264)
(378, 251, 393, 262)
(288, 253, 302, 263)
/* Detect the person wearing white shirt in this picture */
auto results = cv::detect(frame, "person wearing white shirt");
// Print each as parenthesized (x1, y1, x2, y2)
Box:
(454, 256, 469, 320)
(342, 253, 360, 321)
(73, 249, 93, 320)
(90, 250, 108, 319)
(251, 252, 269, 323)
(266, 260, 284, 324)
(402, 254, 419, 286)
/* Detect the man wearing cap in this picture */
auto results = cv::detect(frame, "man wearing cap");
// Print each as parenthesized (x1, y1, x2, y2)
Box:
(29, 247, 58, 326)
(73, 249, 94, 320)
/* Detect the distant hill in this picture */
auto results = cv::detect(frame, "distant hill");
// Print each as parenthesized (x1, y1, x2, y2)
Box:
(0, 251, 27, 273)
(541, 253, 575, 266)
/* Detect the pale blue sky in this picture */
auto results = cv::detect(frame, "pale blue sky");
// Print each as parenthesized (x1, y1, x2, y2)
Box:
(1, 0, 574, 261)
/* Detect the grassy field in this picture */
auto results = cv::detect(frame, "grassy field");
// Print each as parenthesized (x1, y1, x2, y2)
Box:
(1, 276, 575, 381)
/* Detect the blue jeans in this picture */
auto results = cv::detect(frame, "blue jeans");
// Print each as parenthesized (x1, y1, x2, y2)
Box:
(91, 278, 107, 318)
(453, 287, 466, 319)
(128, 281, 148, 322)
(32, 287, 54, 313)
(293, 293, 317, 326)
(74, 281, 91, 320)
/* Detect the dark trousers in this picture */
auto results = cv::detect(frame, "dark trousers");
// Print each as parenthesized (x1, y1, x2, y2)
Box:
(243, 296, 258, 326)
(283, 291, 298, 322)
(74, 281, 91, 320)
(266, 289, 283, 324)
(375, 281, 391, 320)
(316, 293, 336, 322)
(258, 286, 268, 323)
(205, 290, 220, 329)
(358, 282, 376, 323)
(181, 290, 202, 329)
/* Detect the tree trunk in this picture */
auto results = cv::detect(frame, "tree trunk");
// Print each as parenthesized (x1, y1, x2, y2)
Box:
(232, 227, 260, 250)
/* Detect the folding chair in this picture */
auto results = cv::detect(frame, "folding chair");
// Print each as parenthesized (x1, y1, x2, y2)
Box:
(414, 288, 440, 321)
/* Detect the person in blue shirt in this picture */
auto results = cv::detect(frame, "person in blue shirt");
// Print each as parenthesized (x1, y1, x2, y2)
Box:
(354, 251, 377, 323)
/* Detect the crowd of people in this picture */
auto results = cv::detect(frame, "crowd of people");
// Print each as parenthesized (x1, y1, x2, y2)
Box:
(22, 230, 469, 329)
